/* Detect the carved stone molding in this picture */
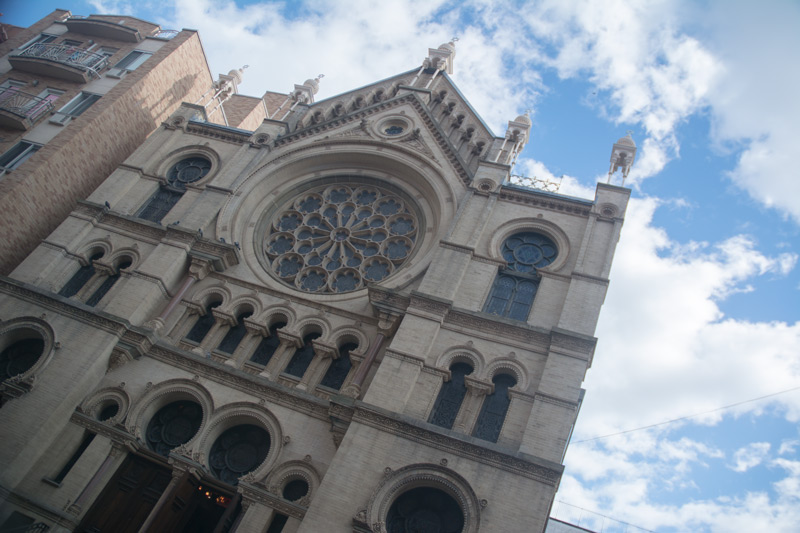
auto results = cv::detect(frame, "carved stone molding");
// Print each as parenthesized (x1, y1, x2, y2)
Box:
(383, 349, 424, 368)
(533, 392, 579, 411)
(498, 188, 592, 218)
(239, 481, 307, 520)
(351, 406, 562, 486)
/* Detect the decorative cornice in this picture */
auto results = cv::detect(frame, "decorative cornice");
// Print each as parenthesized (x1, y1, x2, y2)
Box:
(274, 93, 473, 185)
(185, 122, 253, 144)
(239, 481, 307, 519)
(145, 343, 331, 422)
(352, 406, 562, 486)
(534, 392, 579, 410)
(0, 278, 128, 336)
(383, 349, 425, 367)
(498, 188, 593, 218)
(444, 308, 551, 348)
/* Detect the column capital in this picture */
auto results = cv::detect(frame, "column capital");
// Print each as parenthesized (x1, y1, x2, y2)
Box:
(464, 376, 493, 396)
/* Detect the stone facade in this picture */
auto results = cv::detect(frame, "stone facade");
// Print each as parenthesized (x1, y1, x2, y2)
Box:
(0, 39, 629, 533)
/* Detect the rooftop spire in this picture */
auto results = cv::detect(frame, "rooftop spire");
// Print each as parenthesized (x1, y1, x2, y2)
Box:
(607, 132, 637, 185)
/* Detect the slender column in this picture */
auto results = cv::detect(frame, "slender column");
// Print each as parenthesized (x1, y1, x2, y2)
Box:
(149, 258, 213, 332)
(343, 310, 400, 398)
(70, 442, 125, 513)
(212, 492, 241, 533)
(297, 341, 336, 391)
(454, 377, 492, 434)
(260, 331, 302, 378)
(227, 320, 266, 368)
(137, 469, 189, 533)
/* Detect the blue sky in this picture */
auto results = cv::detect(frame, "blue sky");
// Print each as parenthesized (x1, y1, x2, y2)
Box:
(4, 1, 800, 531)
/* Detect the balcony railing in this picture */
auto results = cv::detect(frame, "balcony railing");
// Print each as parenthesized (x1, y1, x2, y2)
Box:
(12, 43, 109, 78)
(0, 87, 55, 130)
(153, 29, 179, 40)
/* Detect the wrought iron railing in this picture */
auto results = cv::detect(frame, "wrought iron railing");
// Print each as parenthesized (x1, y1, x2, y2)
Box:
(153, 29, 179, 40)
(12, 43, 109, 78)
(509, 174, 562, 193)
(0, 87, 55, 123)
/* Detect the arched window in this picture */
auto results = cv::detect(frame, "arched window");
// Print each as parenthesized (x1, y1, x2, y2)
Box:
(249, 321, 287, 366)
(209, 424, 270, 485)
(137, 188, 182, 223)
(217, 311, 253, 354)
(0, 338, 44, 383)
(284, 332, 321, 378)
(282, 479, 309, 502)
(137, 156, 211, 223)
(146, 400, 203, 457)
(319, 342, 358, 390)
(85, 259, 131, 307)
(58, 252, 103, 297)
(429, 362, 473, 430)
(185, 301, 221, 343)
(484, 232, 557, 321)
(386, 486, 464, 533)
(472, 374, 517, 443)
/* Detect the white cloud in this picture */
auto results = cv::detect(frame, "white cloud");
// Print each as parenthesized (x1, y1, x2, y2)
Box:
(730, 442, 771, 472)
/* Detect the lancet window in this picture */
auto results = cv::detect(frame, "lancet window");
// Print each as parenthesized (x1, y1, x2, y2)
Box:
(428, 362, 473, 430)
(249, 322, 287, 366)
(319, 342, 358, 390)
(85, 259, 131, 307)
(185, 301, 221, 343)
(217, 311, 252, 354)
(284, 332, 321, 378)
(58, 252, 103, 297)
(472, 373, 516, 443)
(137, 156, 211, 223)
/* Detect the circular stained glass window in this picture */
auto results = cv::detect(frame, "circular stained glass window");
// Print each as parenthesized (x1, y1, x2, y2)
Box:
(167, 157, 212, 190)
(501, 232, 557, 273)
(209, 424, 271, 485)
(146, 400, 203, 457)
(263, 182, 420, 293)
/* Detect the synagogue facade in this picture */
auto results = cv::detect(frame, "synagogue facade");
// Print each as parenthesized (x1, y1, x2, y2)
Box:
(0, 38, 632, 533)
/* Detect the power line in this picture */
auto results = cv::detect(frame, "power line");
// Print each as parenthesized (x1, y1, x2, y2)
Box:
(572, 384, 800, 444)
(553, 500, 656, 533)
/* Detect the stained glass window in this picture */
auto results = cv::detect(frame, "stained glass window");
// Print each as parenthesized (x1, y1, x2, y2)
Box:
(386, 487, 464, 533)
(185, 301, 221, 343)
(146, 400, 202, 457)
(263, 182, 420, 293)
(86, 260, 131, 307)
(484, 232, 557, 321)
(249, 322, 287, 366)
(0, 338, 44, 382)
(59, 252, 103, 297)
(217, 312, 252, 354)
(284, 333, 321, 378)
(282, 479, 309, 502)
(319, 342, 357, 390)
(472, 374, 517, 443)
(137, 188, 182, 223)
(429, 362, 473, 430)
(209, 424, 270, 485)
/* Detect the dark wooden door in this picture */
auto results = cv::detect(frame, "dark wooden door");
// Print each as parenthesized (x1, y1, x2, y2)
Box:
(76, 455, 171, 533)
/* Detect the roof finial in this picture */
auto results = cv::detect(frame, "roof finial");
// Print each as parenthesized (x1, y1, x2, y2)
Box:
(607, 132, 637, 186)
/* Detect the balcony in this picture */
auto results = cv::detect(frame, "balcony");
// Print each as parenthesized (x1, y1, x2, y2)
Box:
(0, 88, 55, 130)
(64, 15, 142, 43)
(9, 44, 109, 83)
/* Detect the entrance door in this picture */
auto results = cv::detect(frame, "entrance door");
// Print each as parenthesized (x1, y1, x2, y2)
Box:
(76, 455, 172, 533)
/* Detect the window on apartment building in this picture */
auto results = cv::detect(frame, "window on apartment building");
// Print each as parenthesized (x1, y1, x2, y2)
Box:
(113, 50, 152, 71)
(0, 141, 41, 173)
(20, 33, 57, 51)
(51, 92, 101, 125)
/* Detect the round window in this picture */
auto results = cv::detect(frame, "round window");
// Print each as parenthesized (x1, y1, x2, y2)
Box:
(209, 424, 271, 485)
(0, 338, 44, 382)
(167, 157, 211, 190)
(262, 180, 421, 293)
(146, 400, 203, 457)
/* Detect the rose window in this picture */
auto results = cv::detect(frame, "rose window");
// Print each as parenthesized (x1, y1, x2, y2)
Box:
(264, 183, 419, 293)
(167, 157, 211, 190)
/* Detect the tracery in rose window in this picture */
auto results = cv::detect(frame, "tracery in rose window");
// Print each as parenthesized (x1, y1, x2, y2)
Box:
(264, 182, 419, 293)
